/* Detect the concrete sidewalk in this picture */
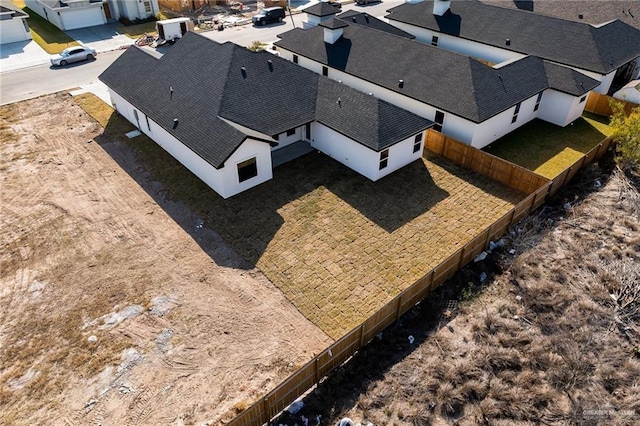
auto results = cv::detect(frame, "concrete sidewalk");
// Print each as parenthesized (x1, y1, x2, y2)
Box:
(0, 40, 50, 73)
(64, 22, 134, 54)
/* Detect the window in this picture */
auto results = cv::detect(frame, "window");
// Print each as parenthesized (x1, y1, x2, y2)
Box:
(511, 102, 521, 124)
(143, 0, 151, 13)
(533, 92, 543, 112)
(434, 110, 445, 132)
(286, 128, 296, 136)
(273, 134, 279, 141)
(237, 158, 258, 183)
(413, 133, 422, 153)
(379, 149, 389, 170)
(293, 54, 298, 64)
(431, 35, 439, 46)
(322, 66, 328, 77)
(580, 95, 587, 103)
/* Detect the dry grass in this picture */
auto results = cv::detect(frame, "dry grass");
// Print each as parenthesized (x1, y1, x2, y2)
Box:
(279, 165, 640, 425)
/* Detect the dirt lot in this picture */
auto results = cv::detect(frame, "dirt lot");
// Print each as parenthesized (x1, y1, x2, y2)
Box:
(0, 93, 333, 425)
(282, 165, 640, 425)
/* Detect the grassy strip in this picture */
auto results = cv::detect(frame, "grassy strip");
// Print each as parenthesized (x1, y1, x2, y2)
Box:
(115, 22, 158, 39)
(485, 116, 612, 179)
(11, 0, 78, 54)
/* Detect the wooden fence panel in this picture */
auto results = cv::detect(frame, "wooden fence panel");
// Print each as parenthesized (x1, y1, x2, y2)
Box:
(512, 193, 536, 223)
(361, 299, 399, 344)
(265, 363, 317, 420)
(400, 271, 435, 313)
(317, 327, 362, 378)
(585, 91, 638, 117)
(460, 230, 489, 266)
(229, 401, 266, 426)
(488, 209, 515, 243)
(432, 249, 463, 287)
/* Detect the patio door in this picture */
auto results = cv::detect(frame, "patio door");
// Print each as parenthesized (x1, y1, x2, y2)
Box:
(103, 2, 112, 19)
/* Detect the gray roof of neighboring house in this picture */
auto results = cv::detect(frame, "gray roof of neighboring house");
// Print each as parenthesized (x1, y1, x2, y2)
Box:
(275, 18, 600, 123)
(386, 1, 640, 75)
(336, 10, 415, 39)
(0, 1, 28, 17)
(99, 32, 432, 169)
(304, 1, 341, 17)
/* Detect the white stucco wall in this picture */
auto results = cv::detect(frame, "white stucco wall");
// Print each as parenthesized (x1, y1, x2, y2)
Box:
(279, 47, 498, 145)
(537, 90, 586, 127)
(577, 68, 616, 94)
(272, 125, 304, 150)
(471, 92, 539, 148)
(389, 21, 525, 65)
(109, 89, 272, 199)
(311, 123, 423, 181)
(0, 16, 31, 44)
(25, 0, 64, 28)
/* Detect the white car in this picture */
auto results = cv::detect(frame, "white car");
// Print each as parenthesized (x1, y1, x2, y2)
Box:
(50, 46, 97, 67)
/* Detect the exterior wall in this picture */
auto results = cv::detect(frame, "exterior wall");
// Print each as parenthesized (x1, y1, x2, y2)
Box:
(117, 0, 157, 20)
(60, 5, 106, 30)
(302, 14, 323, 29)
(278, 47, 480, 145)
(537, 90, 586, 127)
(0, 16, 31, 43)
(390, 21, 525, 65)
(471, 93, 539, 148)
(272, 125, 304, 150)
(578, 68, 616, 94)
(108, 89, 272, 199)
(311, 123, 423, 181)
(24, 0, 105, 30)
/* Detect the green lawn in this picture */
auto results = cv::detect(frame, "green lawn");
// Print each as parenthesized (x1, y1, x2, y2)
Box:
(12, 0, 78, 54)
(484, 115, 612, 179)
(115, 22, 158, 39)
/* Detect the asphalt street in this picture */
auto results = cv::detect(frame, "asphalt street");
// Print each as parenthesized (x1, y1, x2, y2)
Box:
(0, 0, 402, 106)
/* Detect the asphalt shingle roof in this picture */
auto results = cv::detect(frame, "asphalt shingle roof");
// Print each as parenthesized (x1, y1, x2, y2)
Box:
(336, 10, 415, 39)
(99, 32, 432, 169)
(275, 19, 599, 122)
(304, 1, 341, 17)
(386, 1, 640, 74)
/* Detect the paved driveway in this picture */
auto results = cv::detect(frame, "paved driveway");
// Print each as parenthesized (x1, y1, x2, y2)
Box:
(64, 22, 133, 53)
(0, 40, 50, 73)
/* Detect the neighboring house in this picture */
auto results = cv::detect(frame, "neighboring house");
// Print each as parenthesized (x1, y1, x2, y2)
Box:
(301, 1, 344, 29)
(613, 80, 640, 105)
(0, 2, 31, 44)
(24, 0, 158, 30)
(275, 11, 599, 149)
(385, 0, 640, 95)
(158, 0, 207, 13)
(98, 32, 433, 199)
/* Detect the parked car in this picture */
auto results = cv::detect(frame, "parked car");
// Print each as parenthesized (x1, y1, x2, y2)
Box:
(50, 46, 97, 67)
(356, 0, 380, 5)
(252, 7, 285, 26)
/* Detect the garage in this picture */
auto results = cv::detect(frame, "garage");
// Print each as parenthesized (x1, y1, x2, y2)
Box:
(0, 6, 31, 44)
(60, 6, 105, 30)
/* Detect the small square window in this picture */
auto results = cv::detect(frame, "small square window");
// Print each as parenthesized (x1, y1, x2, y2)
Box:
(237, 158, 258, 183)
(580, 95, 587, 103)
(379, 149, 389, 170)
(413, 133, 422, 153)
(286, 128, 296, 136)
(293, 54, 298, 64)
(431, 35, 439, 46)
(322, 66, 328, 77)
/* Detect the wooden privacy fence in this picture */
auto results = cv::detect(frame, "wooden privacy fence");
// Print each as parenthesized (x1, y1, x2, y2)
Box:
(229, 133, 614, 426)
(585, 91, 638, 117)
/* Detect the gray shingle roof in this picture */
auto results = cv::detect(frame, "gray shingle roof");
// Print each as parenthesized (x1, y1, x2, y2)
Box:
(304, 1, 341, 17)
(99, 32, 432, 169)
(275, 19, 599, 122)
(386, 1, 640, 74)
(336, 10, 415, 39)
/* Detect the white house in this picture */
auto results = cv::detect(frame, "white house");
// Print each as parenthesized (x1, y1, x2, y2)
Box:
(613, 80, 640, 105)
(24, 0, 158, 31)
(0, 2, 31, 44)
(99, 32, 433, 199)
(301, 1, 343, 29)
(275, 11, 600, 149)
(385, 0, 640, 95)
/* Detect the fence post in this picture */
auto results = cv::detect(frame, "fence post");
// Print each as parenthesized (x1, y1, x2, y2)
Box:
(458, 244, 466, 269)
(359, 323, 365, 348)
(314, 358, 319, 385)
(263, 397, 269, 424)
(395, 293, 403, 321)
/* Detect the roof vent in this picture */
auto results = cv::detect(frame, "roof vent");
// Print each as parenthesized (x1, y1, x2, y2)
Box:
(336, 97, 341, 107)
(268, 59, 273, 71)
(578, 13, 583, 19)
(505, 38, 510, 46)
(352, 16, 356, 22)
(398, 79, 404, 88)
(364, 14, 369, 23)
(241, 66, 247, 78)
(173, 118, 179, 129)
(498, 73, 503, 81)
(170, 86, 174, 99)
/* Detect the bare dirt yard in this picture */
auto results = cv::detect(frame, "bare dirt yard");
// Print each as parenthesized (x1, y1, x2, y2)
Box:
(279, 164, 640, 425)
(0, 93, 333, 425)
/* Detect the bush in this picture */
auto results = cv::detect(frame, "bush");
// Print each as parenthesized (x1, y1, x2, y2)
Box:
(610, 101, 640, 172)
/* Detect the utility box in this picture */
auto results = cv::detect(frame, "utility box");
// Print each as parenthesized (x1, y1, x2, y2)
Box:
(156, 17, 193, 42)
